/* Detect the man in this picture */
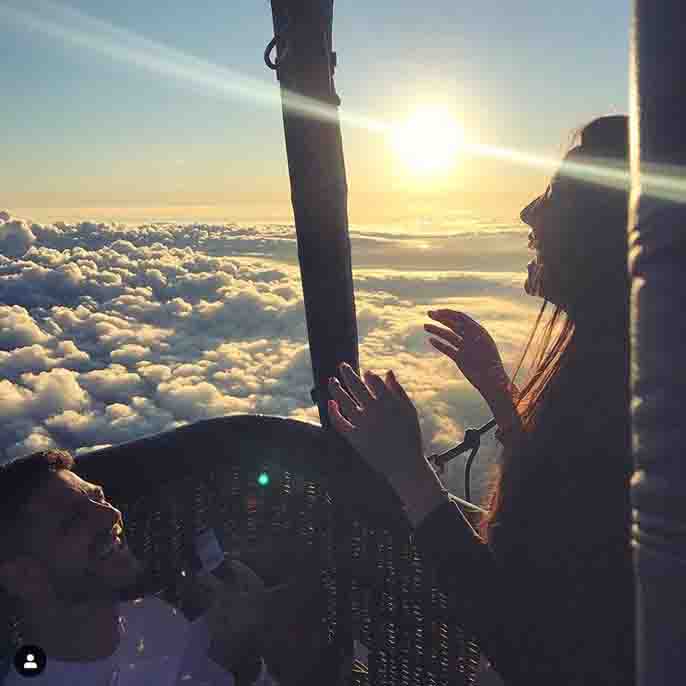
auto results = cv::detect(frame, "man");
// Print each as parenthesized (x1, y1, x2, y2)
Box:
(0, 449, 336, 685)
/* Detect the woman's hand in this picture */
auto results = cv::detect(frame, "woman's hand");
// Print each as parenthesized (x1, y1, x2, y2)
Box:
(326, 364, 449, 531)
(424, 309, 514, 407)
(327, 363, 431, 491)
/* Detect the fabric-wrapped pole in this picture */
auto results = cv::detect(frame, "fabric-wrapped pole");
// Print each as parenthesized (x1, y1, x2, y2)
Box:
(268, 0, 359, 429)
(629, 2, 686, 683)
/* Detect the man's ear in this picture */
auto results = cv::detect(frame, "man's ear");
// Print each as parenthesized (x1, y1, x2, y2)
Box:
(0, 556, 48, 603)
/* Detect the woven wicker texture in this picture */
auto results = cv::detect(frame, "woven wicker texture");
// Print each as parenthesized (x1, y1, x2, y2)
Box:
(0, 416, 481, 685)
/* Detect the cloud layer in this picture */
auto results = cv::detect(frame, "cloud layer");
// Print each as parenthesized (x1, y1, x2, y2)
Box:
(0, 211, 539, 500)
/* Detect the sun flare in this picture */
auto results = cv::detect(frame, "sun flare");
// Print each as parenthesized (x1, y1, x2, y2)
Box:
(390, 107, 463, 176)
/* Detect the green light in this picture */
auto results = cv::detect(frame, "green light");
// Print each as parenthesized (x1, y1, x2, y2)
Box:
(257, 472, 270, 487)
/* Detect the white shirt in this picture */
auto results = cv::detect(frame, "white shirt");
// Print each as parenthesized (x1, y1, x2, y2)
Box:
(4, 595, 279, 685)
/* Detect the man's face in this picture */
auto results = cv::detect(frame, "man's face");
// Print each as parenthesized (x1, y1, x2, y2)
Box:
(20, 469, 143, 607)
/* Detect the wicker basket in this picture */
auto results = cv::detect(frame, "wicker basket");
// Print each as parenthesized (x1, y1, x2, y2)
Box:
(0, 415, 481, 685)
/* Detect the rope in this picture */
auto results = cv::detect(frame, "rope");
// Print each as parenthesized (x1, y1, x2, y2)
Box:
(264, 22, 290, 71)
(264, 19, 340, 107)
(427, 417, 497, 504)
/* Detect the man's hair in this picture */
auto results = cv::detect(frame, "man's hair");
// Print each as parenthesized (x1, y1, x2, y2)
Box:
(0, 449, 75, 569)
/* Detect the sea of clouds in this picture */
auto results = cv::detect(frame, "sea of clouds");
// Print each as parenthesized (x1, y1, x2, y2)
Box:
(0, 210, 539, 500)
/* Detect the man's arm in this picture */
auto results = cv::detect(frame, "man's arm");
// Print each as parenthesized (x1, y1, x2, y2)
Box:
(231, 655, 272, 686)
(190, 561, 267, 682)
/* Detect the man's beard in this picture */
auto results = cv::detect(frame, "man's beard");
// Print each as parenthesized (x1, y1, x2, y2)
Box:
(49, 552, 143, 608)
(50, 566, 120, 607)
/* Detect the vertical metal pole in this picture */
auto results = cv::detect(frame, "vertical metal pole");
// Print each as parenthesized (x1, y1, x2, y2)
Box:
(267, 0, 360, 429)
(630, 2, 686, 684)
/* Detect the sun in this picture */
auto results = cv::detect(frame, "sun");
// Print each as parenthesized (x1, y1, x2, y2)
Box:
(390, 106, 464, 176)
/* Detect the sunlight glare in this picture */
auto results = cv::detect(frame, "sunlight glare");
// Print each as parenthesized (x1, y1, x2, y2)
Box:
(391, 107, 463, 176)
(4, 1, 686, 206)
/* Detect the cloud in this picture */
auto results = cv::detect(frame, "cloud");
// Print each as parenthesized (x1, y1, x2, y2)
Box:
(79, 365, 145, 403)
(0, 340, 90, 377)
(0, 305, 52, 349)
(110, 344, 151, 364)
(0, 210, 540, 498)
(6, 429, 56, 459)
(354, 271, 524, 304)
(0, 216, 36, 259)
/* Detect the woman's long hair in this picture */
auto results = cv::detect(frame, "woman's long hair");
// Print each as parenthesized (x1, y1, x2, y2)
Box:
(480, 115, 631, 547)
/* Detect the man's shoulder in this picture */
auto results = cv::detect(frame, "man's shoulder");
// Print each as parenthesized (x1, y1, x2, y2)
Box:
(121, 594, 188, 621)
(120, 594, 197, 649)
(2, 597, 196, 685)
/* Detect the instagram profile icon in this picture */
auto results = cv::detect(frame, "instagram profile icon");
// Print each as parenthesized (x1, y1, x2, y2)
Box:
(13, 645, 47, 678)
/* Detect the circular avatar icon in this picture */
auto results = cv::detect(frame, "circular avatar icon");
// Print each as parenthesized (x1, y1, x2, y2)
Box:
(13, 645, 47, 678)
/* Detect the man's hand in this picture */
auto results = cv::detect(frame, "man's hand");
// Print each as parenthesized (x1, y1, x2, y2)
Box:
(258, 572, 333, 686)
(203, 561, 340, 685)
(201, 560, 267, 677)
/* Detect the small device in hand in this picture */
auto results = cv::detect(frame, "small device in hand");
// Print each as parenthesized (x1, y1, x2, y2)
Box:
(177, 528, 264, 685)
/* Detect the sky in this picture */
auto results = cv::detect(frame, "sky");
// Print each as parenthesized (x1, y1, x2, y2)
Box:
(0, 9, 632, 679)
(0, 1, 631, 502)
(1, 0, 631, 226)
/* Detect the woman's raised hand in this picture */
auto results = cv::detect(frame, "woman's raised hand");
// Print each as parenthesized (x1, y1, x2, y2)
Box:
(424, 309, 512, 406)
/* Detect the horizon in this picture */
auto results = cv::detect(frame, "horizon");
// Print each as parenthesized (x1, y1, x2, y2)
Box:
(1, 0, 629, 225)
(1, 0, 631, 499)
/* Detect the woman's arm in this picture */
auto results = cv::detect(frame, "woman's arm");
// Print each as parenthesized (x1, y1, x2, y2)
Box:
(394, 459, 565, 684)
(487, 386, 525, 448)
(408, 485, 634, 686)
(397, 490, 521, 681)
(391, 466, 523, 678)
(324, 364, 531, 682)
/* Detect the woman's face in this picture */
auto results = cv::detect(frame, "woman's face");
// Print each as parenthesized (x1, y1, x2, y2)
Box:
(520, 189, 547, 298)
(520, 173, 571, 308)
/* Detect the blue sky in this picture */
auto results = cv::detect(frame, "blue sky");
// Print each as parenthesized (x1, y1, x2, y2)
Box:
(1, 0, 631, 499)
(1, 0, 630, 224)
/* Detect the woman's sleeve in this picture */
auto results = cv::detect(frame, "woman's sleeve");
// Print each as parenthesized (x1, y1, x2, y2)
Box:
(410, 497, 529, 683)
(411, 494, 634, 685)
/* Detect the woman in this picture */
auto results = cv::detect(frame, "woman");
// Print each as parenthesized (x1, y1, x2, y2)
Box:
(327, 115, 634, 685)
